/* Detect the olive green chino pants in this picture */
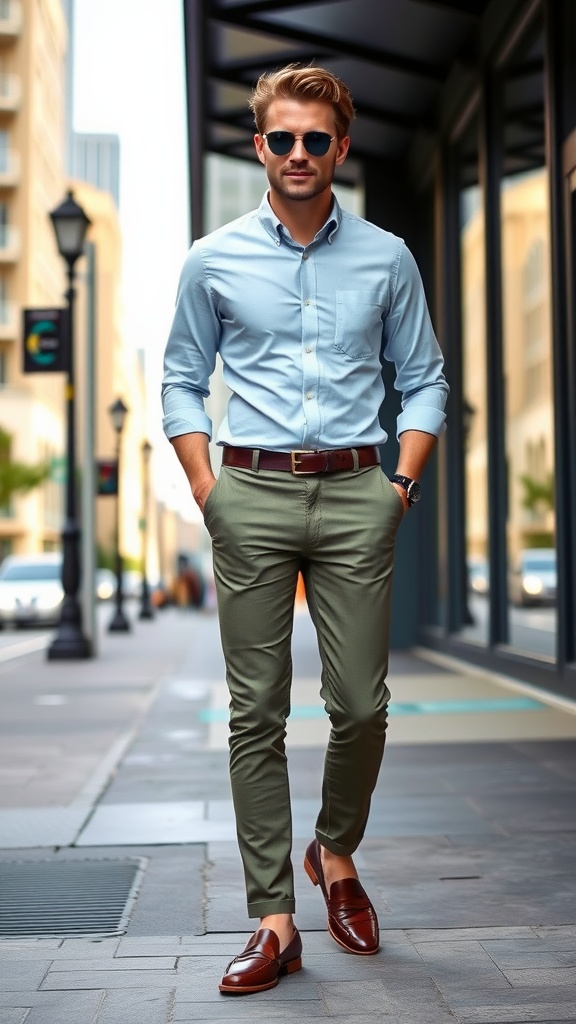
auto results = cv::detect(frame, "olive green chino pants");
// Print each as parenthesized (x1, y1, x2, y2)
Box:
(203, 462, 404, 918)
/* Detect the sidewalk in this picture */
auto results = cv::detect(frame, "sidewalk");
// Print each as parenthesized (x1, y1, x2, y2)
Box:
(1, 606, 576, 1023)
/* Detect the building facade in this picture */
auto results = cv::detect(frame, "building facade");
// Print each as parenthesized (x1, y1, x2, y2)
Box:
(0, 0, 67, 557)
(0, 0, 148, 582)
(184, 0, 576, 700)
(70, 134, 120, 208)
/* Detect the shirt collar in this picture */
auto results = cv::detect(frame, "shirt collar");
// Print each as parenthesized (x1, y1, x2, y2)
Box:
(257, 191, 342, 247)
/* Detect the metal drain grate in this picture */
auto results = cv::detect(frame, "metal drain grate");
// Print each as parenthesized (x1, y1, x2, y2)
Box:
(0, 859, 146, 937)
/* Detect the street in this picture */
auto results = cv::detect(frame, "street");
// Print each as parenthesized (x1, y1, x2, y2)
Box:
(0, 603, 576, 1023)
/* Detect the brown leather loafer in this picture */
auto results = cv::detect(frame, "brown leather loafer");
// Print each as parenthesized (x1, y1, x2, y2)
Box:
(304, 839, 379, 955)
(219, 927, 303, 994)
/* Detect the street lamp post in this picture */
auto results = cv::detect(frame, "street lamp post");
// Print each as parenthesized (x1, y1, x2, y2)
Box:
(47, 191, 92, 661)
(139, 440, 154, 620)
(108, 397, 131, 633)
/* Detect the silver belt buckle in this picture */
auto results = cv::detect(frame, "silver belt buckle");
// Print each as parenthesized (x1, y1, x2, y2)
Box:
(291, 450, 318, 475)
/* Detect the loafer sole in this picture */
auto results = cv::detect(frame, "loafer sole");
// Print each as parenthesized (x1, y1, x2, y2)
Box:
(327, 923, 379, 956)
(219, 955, 302, 994)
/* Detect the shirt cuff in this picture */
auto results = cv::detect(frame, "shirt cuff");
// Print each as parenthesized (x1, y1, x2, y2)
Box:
(396, 407, 447, 439)
(162, 410, 213, 440)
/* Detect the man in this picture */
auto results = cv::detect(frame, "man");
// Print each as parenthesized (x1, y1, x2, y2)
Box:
(162, 64, 448, 994)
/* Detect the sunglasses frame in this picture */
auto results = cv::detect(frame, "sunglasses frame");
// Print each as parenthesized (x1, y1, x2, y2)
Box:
(261, 131, 336, 157)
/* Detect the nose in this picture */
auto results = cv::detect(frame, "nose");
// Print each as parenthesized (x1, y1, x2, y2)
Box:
(289, 137, 308, 159)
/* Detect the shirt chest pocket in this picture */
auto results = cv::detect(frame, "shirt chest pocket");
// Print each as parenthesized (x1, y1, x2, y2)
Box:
(334, 291, 383, 360)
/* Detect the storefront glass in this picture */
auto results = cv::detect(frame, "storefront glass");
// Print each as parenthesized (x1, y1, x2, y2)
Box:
(500, 17, 557, 659)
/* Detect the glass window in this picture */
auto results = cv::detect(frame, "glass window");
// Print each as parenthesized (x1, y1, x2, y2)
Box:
(457, 114, 490, 642)
(0, 202, 7, 248)
(500, 16, 556, 658)
(0, 275, 7, 325)
(0, 130, 8, 173)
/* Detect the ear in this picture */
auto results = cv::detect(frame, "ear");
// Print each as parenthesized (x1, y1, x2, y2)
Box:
(335, 136, 350, 166)
(254, 134, 266, 166)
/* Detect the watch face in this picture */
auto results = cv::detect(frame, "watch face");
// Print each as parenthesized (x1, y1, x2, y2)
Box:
(406, 480, 421, 505)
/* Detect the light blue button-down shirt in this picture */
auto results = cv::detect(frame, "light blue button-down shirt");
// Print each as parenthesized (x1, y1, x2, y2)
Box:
(162, 194, 448, 449)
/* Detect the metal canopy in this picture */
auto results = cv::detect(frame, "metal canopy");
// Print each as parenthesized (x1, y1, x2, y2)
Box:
(187, 0, 493, 188)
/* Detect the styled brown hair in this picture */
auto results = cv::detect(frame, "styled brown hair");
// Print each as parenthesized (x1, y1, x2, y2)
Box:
(249, 63, 356, 139)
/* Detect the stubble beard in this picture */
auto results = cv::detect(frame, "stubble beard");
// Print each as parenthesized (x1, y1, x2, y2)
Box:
(273, 168, 332, 203)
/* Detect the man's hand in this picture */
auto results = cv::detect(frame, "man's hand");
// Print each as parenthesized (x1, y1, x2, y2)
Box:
(171, 433, 217, 515)
(193, 475, 217, 515)
(391, 482, 410, 513)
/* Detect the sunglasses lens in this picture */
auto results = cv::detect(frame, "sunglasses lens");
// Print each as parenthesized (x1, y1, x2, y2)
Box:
(266, 131, 294, 155)
(304, 132, 332, 155)
(264, 131, 333, 156)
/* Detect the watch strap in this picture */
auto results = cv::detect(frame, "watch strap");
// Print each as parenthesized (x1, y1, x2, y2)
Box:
(390, 474, 421, 506)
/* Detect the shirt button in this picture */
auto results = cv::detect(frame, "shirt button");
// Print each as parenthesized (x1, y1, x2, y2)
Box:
(304, 299, 311, 306)
(306, 392, 313, 400)
(305, 346, 312, 353)
(302, 253, 309, 261)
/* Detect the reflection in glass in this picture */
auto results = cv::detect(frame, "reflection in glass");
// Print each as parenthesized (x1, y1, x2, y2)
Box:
(500, 18, 556, 658)
(458, 117, 489, 643)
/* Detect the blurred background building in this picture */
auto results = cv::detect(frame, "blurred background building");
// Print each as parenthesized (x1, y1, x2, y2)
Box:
(0, 0, 68, 558)
(0, 0, 194, 607)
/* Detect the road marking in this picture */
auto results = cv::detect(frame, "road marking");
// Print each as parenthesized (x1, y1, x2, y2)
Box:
(0, 635, 50, 663)
(199, 696, 542, 723)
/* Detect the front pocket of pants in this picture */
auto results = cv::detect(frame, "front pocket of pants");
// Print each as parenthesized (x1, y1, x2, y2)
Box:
(334, 291, 383, 360)
(203, 473, 222, 528)
(379, 472, 405, 525)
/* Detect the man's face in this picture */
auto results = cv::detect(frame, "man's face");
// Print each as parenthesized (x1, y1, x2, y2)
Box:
(254, 98, 349, 204)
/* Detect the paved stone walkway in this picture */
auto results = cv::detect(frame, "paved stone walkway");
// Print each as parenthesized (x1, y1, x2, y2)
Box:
(0, 607, 575, 1023)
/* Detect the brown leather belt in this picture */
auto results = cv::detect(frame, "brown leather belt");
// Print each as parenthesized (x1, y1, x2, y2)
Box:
(222, 445, 380, 475)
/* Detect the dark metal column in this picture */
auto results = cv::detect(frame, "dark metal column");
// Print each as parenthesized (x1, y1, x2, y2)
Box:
(183, 0, 205, 242)
(436, 142, 469, 634)
(364, 158, 431, 648)
(479, 69, 508, 647)
(543, 0, 576, 670)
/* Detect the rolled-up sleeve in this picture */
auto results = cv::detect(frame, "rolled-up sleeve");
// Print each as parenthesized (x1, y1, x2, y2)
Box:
(382, 244, 449, 438)
(161, 245, 220, 440)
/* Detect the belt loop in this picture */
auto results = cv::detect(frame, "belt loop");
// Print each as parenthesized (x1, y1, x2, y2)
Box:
(251, 448, 260, 472)
(351, 447, 360, 472)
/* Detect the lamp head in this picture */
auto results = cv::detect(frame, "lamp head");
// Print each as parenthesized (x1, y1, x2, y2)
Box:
(108, 397, 129, 434)
(49, 190, 91, 266)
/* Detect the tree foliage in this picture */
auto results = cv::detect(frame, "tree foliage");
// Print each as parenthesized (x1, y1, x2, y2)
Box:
(519, 472, 554, 514)
(0, 427, 51, 510)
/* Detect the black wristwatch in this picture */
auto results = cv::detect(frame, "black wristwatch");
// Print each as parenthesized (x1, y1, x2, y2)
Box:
(390, 474, 421, 506)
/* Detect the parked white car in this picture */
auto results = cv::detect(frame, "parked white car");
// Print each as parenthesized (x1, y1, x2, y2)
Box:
(0, 553, 63, 628)
(508, 548, 557, 607)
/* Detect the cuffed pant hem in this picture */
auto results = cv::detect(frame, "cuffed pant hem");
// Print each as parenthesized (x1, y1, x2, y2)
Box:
(315, 830, 359, 857)
(247, 898, 296, 919)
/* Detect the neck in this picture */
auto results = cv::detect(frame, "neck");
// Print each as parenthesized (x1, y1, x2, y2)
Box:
(268, 189, 334, 246)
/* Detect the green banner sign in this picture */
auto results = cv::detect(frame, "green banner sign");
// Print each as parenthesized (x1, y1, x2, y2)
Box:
(23, 308, 68, 373)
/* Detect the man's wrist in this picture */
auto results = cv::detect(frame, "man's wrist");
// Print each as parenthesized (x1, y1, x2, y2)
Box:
(192, 474, 217, 512)
(390, 474, 421, 507)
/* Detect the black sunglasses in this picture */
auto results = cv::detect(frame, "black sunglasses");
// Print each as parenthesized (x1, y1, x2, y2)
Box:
(261, 131, 336, 157)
